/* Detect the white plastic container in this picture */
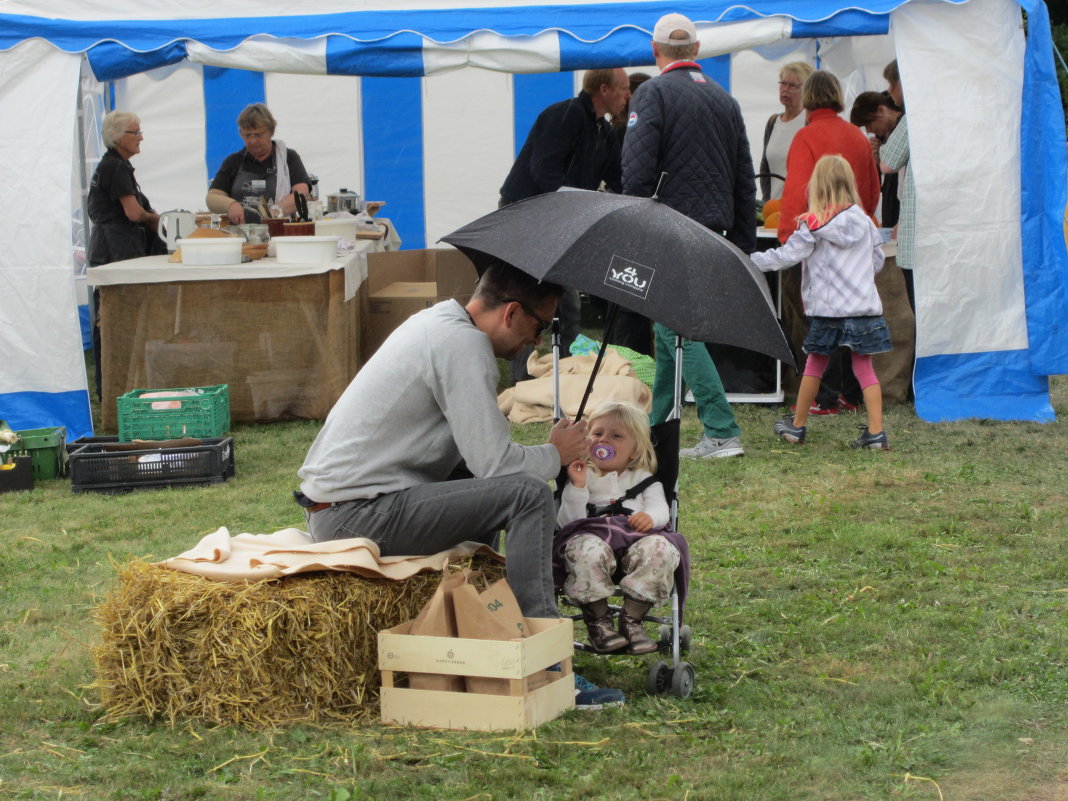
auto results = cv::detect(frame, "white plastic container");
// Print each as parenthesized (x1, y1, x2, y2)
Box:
(314, 218, 361, 242)
(177, 237, 243, 266)
(273, 235, 340, 265)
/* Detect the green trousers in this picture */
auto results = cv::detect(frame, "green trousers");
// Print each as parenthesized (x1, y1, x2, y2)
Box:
(650, 323, 741, 440)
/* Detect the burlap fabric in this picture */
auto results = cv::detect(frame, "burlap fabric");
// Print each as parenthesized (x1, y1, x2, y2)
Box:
(99, 270, 361, 430)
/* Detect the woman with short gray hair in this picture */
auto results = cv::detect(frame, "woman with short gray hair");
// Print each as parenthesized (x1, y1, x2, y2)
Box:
(86, 109, 166, 396)
(87, 110, 163, 265)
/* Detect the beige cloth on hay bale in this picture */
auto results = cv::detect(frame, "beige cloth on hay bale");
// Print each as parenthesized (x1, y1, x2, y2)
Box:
(498, 350, 651, 424)
(161, 526, 494, 582)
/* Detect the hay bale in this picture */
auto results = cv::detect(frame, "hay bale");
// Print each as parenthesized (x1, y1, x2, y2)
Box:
(91, 557, 504, 728)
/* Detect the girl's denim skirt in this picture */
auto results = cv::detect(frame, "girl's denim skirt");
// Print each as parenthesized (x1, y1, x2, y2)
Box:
(803, 315, 892, 356)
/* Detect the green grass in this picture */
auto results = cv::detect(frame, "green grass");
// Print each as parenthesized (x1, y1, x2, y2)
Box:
(2, 370, 1068, 800)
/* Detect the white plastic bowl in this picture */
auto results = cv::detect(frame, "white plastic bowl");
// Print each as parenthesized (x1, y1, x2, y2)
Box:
(177, 236, 243, 266)
(273, 235, 340, 264)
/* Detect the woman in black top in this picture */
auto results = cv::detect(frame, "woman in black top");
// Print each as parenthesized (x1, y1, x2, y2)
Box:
(87, 110, 165, 266)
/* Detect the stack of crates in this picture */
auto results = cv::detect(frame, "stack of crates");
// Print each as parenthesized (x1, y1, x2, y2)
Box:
(68, 385, 234, 493)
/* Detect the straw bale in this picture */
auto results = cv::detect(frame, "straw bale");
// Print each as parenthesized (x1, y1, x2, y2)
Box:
(91, 556, 505, 728)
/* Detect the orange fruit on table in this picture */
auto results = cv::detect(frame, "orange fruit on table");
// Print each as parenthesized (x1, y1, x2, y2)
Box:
(762, 198, 782, 218)
(763, 211, 781, 230)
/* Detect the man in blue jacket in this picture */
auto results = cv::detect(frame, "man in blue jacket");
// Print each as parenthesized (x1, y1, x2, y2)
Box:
(500, 68, 631, 381)
(622, 12, 755, 459)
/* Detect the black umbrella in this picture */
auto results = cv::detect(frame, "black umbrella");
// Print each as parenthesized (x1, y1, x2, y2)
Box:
(440, 189, 794, 368)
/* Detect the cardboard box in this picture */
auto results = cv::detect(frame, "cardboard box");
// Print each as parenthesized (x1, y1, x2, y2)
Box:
(378, 617, 575, 731)
(361, 248, 477, 363)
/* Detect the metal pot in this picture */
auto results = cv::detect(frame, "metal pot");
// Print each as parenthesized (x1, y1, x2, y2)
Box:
(326, 188, 362, 213)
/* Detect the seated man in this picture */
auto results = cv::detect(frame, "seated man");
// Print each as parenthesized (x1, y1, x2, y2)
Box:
(296, 260, 624, 708)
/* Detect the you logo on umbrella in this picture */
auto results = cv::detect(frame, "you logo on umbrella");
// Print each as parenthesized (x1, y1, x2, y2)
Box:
(605, 256, 653, 299)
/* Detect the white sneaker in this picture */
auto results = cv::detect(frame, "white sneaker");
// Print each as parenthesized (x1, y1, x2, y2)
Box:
(680, 436, 744, 459)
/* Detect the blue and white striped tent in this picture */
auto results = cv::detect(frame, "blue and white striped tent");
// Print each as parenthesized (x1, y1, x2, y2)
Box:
(1, 0, 1065, 440)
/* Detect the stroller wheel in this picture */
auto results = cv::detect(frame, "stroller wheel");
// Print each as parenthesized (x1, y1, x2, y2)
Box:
(646, 660, 671, 696)
(658, 624, 672, 649)
(679, 624, 692, 654)
(670, 662, 695, 699)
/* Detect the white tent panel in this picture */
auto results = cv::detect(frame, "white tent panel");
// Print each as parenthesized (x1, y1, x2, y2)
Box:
(898, 0, 1027, 358)
(423, 67, 519, 245)
(0, 42, 90, 435)
(268, 72, 364, 204)
(188, 38, 329, 75)
(118, 63, 209, 214)
(425, 30, 562, 75)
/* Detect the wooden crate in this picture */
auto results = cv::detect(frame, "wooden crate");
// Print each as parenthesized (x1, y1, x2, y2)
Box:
(378, 617, 574, 731)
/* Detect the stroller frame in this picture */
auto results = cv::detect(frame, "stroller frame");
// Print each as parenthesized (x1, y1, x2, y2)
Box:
(552, 318, 696, 699)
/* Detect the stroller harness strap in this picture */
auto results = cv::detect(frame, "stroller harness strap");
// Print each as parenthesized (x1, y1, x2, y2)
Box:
(585, 474, 659, 518)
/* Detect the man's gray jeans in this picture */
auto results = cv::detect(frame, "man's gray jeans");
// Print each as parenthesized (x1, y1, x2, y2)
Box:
(306, 474, 558, 618)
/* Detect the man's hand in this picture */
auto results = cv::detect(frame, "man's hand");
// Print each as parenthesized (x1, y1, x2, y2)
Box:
(549, 418, 588, 466)
(629, 511, 653, 533)
(567, 459, 587, 488)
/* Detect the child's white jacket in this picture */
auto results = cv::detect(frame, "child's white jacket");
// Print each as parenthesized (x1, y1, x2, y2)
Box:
(750, 204, 885, 318)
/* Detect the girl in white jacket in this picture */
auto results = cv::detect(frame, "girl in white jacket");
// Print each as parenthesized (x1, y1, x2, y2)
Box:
(751, 154, 891, 449)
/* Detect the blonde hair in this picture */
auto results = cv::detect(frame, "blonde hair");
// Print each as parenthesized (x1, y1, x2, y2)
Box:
(806, 154, 862, 226)
(780, 61, 814, 86)
(587, 401, 657, 474)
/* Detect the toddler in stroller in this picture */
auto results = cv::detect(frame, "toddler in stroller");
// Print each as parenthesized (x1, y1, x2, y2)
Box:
(553, 401, 690, 655)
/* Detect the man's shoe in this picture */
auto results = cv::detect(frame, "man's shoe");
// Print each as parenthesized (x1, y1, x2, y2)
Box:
(850, 425, 890, 450)
(574, 673, 626, 710)
(774, 416, 806, 444)
(679, 436, 744, 459)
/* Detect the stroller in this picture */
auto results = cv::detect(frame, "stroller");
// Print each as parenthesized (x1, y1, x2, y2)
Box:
(549, 317, 695, 699)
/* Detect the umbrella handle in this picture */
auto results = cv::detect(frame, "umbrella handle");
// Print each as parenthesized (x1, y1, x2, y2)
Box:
(574, 304, 619, 422)
(551, 318, 561, 421)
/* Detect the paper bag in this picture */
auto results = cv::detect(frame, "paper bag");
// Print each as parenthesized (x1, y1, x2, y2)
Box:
(453, 577, 553, 695)
(406, 570, 468, 692)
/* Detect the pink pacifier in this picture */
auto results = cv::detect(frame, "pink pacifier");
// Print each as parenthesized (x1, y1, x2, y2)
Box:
(592, 443, 615, 462)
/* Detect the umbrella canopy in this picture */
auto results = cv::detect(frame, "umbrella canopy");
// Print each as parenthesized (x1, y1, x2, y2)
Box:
(440, 189, 795, 368)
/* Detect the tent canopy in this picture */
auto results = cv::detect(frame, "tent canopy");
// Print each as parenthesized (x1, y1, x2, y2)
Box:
(0, 0, 1065, 441)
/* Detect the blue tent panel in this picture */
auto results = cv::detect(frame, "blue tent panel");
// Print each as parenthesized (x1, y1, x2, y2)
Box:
(1, 390, 94, 441)
(326, 33, 427, 77)
(87, 41, 187, 81)
(363, 76, 426, 248)
(203, 67, 266, 179)
(914, 350, 1055, 423)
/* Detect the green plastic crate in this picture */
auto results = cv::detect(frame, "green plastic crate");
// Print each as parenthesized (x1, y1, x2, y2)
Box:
(117, 385, 230, 442)
(11, 426, 67, 480)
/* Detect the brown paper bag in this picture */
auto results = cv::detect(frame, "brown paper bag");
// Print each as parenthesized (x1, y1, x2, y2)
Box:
(406, 570, 468, 692)
(453, 577, 553, 695)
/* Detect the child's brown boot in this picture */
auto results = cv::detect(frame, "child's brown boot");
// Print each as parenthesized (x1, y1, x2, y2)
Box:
(578, 598, 627, 653)
(619, 595, 658, 654)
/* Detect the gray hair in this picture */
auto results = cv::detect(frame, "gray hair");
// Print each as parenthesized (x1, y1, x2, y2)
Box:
(101, 111, 139, 149)
(237, 102, 277, 134)
(658, 40, 699, 61)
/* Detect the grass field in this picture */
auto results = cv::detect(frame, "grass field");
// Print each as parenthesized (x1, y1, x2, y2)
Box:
(2, 370, 1067, 801)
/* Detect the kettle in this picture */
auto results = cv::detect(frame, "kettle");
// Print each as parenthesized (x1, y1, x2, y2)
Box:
(157, 210, 197, 252)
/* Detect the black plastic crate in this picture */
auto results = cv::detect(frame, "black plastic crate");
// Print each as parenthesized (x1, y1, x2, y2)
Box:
(0, 455, 34, 493)
(69, 437, 234, 494)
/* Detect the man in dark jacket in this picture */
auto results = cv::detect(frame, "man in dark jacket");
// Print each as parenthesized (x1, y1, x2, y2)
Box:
(622, 12, 756, 459)
(500, 68, 631, 380)
(500, 68, 630, 205)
